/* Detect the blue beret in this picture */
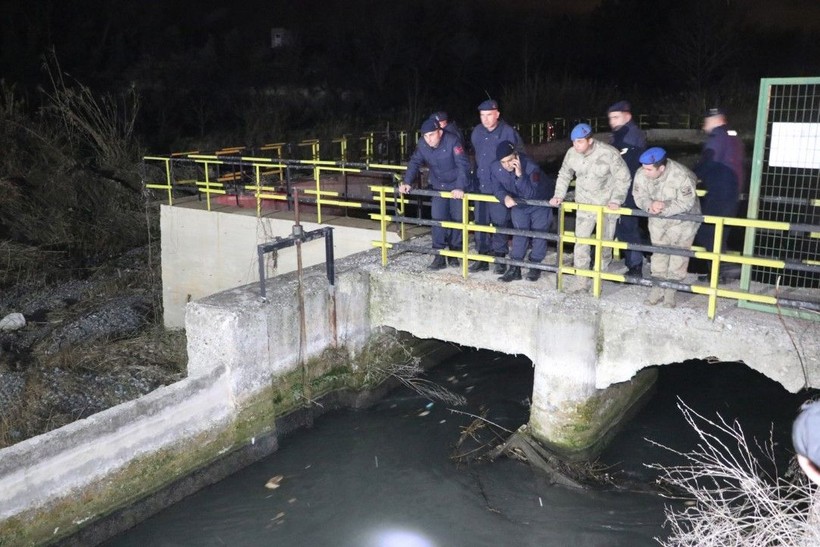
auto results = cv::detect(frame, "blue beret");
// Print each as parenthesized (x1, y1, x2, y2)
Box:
(477, 99, 499, 111)
(432, 111, 448, 122)
(705, 107, 726, 117)
(607, 100, 632, 113)
(570, 123, 592, 140)
(794, 401, 820, 467)
(420, 118, 439, 134)
(639, 147, 667, 164)
(495, 140, 516, 161)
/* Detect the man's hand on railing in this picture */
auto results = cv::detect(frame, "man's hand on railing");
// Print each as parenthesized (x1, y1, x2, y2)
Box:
(451, 189, 464, 199)
(398, 183, 412, 194)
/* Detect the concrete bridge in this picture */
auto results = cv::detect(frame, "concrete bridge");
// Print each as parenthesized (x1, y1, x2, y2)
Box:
(187, 233, 819, 458)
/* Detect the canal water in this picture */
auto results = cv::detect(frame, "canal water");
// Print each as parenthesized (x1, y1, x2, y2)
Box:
(105, 349, 811, 547)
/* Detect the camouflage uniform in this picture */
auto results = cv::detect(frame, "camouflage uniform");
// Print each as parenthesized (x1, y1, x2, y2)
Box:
(633, 159, 701, 282)
(554, 139, 631, 278)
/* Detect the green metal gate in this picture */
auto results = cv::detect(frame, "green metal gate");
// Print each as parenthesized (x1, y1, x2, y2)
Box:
(740, 76, 820, 319)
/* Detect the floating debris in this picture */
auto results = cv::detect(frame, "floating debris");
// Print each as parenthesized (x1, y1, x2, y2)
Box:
(265, 475, 284, 489)
(425, 402, 434, 409)
(418, 410, 430, 417)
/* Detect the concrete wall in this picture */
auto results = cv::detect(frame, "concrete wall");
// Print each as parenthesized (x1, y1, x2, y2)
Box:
(161, 202, 401, 329)
(0, 257, 376, 545)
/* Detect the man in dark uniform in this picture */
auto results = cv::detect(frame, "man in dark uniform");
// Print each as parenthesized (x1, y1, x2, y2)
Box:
(431, 111, 464, 144)
(693, 107, 745, 281)
(492, 141, 555, 282)
(469, 99, 525, 274)
(399, 118, 471, 270)
(607, 100, 647, 278)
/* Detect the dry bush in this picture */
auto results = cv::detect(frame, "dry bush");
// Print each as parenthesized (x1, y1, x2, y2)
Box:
(647, 400, 820, 546)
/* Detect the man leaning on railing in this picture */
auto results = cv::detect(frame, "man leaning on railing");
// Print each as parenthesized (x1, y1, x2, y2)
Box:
(398, 117, 471, 270)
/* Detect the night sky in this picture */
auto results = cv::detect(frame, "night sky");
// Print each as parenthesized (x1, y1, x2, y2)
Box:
(2, 0, 819, 147)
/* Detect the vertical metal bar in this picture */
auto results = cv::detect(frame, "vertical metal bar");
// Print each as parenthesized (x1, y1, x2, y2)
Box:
(164, 159, 173, 205)
(294, 189, 311, 410)
(258, 244, 267, 299)
(741, 78, 772, 291)
(325, 227, 337, 347)
(557, 204, 566, 291)
(380, 187, 388, 266)
(461, 195, 469, 278)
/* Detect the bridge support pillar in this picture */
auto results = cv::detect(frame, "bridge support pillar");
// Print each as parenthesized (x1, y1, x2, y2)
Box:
(528, 314, 657, 461)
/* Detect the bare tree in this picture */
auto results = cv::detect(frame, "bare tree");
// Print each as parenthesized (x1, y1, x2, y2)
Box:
(647, 399, 820, 546)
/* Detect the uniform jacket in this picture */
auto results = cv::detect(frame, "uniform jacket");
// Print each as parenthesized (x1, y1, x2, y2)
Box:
(697, 124, 745, 192)
(633, 159, 701, 234)
(404, 131, 471, 191)
(490, 154, 554, 203)
(554, 140, 632, 206)
(610, 120, 646, 177)
(470, 121, 524, 194)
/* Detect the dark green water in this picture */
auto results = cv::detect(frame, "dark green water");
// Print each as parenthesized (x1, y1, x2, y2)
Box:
(104, 350, 810, 547)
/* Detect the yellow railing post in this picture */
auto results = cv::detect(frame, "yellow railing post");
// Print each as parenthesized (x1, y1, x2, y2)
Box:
(461, 195, 470, 278)
(557, 203, 567, 291)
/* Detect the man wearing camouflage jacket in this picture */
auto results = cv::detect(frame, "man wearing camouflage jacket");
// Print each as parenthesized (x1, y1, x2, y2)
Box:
(549, 123, 631, 293)
(633, 147, 701, 308)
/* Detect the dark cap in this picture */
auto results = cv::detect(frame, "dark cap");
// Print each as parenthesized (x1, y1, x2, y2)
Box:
(570, 123, 593, 140)
(607, 100, 632, 114)
(432, 111, 448, 122)
(705, 107, 727, 118)
(639, 147, 667, 164)
(495, 140, 516, 161)
(420, 118, 439, 134)
(793, 401, 820, 467)
(477, 99, 499, 111)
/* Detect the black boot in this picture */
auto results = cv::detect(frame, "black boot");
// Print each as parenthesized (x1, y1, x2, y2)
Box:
(447, 257, 460, 268)
(494, 253, 507, 274)
(428, 255, 446, 270)
(626, 264, 643, 278)
(499, 266, 521, 282)
(526, 268, 541, 281)
(468, 260, 489, 272)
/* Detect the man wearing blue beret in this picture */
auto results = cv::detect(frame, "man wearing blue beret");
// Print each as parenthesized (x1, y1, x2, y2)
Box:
(399, 118, 471, 270)
(469, 99, 525, 274)
(633, 147, 701, 307)
(549, 123, 632, 293)
(491, 141, 555, 282)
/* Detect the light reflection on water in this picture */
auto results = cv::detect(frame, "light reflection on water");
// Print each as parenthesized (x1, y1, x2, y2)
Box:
(104, 350, 806, 547)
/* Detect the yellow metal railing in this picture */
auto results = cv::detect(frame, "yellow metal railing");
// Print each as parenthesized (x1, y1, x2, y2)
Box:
(367, 187, 819, 321)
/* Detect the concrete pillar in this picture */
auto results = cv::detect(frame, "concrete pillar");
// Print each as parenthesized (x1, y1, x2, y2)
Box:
(529, 309, 657, 460)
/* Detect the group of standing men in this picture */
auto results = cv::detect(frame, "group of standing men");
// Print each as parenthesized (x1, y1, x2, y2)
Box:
(399, 99, 744, 308)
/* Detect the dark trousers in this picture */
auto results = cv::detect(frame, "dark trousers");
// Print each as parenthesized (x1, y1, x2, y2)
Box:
(510, 205, 552, 262)
(694, 197, 738, 253)
(431, 194, 463, 250)
(474, 200, 511, 255)
(615, 214, 646, 268)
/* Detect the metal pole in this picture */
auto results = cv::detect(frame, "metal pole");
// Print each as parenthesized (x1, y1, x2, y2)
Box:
(325, 228, 337, 347)
(293, 190, 311, 414)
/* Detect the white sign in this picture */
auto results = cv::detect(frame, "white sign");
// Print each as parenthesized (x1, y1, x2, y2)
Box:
(770, 122, 820, 169)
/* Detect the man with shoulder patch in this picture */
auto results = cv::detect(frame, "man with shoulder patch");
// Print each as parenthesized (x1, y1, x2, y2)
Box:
(399, 118, 471, 270)
(491, 141, 555, 282)
(549, 123, 631, 293)
(632, 147, 701, 308)
(469, 99, 525, 274)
